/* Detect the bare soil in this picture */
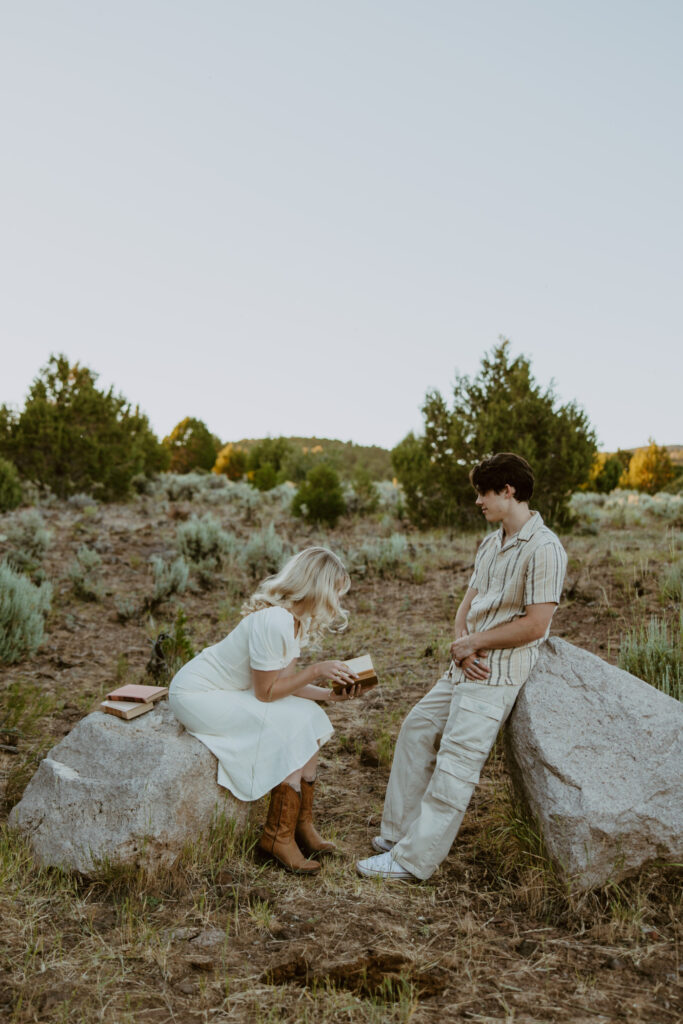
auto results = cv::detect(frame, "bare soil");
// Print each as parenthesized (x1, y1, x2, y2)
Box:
(1, 494, 681, 1023)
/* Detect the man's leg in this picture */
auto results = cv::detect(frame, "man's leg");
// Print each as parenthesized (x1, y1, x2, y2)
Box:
(389, 681, 522, 880)
(379, 672, 454, 843)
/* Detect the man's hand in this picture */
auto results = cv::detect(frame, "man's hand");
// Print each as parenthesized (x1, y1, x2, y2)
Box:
(450, 633, 479, 663)
(459, 652, 490, 681)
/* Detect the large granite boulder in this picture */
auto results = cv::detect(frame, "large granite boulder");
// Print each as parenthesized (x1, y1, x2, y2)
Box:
(505, 637, 683, 890)
(9, 703, 250, 875)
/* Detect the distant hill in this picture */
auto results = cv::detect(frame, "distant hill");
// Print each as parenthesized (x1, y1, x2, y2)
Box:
(603, 444, 683, 466)
(231, 436, 393, 480)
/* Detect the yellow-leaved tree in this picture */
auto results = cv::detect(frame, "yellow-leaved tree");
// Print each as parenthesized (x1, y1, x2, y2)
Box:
(620, 439, 674, 494)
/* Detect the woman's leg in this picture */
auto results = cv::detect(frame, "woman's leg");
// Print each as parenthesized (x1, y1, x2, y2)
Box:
(294, 750, 335, 855)
(283, 750, 318, 789)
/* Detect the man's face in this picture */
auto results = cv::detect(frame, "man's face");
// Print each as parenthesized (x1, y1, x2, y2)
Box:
(475, 487, 512, 523)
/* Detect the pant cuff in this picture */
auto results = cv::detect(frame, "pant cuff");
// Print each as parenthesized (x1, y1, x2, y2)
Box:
(391, 851, 432, 881)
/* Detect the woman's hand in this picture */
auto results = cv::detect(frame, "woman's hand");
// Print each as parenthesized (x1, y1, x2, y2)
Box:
(327, 682, 363, 702)
(315, 660, 359, 688)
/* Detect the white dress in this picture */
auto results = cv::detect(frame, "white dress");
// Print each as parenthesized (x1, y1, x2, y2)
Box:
(168, 606, 333, 801)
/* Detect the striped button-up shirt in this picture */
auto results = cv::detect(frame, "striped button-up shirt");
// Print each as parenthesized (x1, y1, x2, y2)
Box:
(453, 511, 567, 686)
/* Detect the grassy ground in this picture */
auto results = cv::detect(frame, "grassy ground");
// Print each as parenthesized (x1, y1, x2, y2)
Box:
(1, 487, 681, 1023)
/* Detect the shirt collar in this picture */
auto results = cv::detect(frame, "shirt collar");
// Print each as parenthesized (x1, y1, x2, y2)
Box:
(498, 510, 544, 548)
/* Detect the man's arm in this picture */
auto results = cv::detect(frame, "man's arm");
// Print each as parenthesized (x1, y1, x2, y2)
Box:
(454, 587, 477, 638)
(450, 602, 557, 663)
(452, 588, 491, 680)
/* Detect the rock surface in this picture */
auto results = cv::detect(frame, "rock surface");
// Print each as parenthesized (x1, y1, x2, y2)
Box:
(9, 703, 250, 875)
(505, 637, 683, 890)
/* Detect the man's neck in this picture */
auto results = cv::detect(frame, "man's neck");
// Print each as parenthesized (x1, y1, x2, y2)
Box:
(501, 503, 533, 542)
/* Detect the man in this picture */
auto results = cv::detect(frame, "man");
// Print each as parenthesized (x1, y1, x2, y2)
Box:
(356, 452, 567, 882)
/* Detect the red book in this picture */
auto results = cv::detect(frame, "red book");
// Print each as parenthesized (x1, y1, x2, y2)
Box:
(106, 684, 168, 704)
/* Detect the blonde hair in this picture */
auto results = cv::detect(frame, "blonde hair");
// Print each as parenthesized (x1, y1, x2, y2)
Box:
(241, 547, 350, 645)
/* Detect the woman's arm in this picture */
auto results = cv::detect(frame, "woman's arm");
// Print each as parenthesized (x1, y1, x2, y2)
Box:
(252, 659, 358, 703)
(291, 683, 362, 703)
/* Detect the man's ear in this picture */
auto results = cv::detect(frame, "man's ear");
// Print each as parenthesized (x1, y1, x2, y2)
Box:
(503, 483, 517, 499)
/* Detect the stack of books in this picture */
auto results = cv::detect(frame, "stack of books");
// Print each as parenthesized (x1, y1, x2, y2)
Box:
(100, 684, 168, 720)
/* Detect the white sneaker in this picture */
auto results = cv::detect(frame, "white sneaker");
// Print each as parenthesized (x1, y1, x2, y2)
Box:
(371, 836, 396, 854)
(356, 850, 416, 881)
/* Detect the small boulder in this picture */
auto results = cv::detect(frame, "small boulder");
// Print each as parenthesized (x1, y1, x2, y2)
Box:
(9, 703, 250, 875)
(505, 637, 683, 889)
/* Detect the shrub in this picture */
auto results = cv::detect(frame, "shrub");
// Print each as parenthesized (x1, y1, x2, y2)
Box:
(68, 545, 104, 601)
(202, 479, 264, 518)
(246, 437, 293, 488)
(4, 509, 52, 572)
(241, 522, 285, 579)
(149, 555, 189, 605)
(660, 564, 683, 604)
(291, 464, 346, 527)
(67, 492, 98, 511)
(130, 472, 159, 496)
(145, 607, 195, 685)
(375, 479, 405, 516)
(0, 562, 53, 664)
(164, 472, 206, 502)
(0, 457, 22, 512)
(213, 443, 248, 480)
(251, 463, 278, 491)
(163, 417, 220, 473)
(115, 594, 139, 622)
(618, 615, 681, 702)
(357, 533, 411, 576)
(176, 513, 238, 569)
(344, 467, 380, 516)
(581, 452, 625, 494)
(0, 354, 168, 500)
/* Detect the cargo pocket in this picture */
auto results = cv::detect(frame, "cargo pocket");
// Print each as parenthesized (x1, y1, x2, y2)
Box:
(449, 692, 506, 757)
(430, 753, 480, 810)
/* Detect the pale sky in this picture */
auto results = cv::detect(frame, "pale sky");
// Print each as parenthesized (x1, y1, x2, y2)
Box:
(2, 1, 681, 452)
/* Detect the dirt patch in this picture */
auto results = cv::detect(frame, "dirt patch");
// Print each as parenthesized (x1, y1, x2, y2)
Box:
(264, 949, 450, 999)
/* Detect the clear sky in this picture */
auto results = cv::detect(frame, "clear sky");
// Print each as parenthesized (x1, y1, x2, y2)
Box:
(2, 1, 681, 452)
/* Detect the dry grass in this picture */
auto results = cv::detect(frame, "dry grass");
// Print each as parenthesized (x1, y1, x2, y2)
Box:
(0, 489, 681, 1023)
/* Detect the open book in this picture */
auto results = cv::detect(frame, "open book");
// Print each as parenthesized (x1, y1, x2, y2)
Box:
(331, 654, 379, 694)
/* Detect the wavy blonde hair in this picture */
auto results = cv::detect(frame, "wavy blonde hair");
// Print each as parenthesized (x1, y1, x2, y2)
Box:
(241, 547, 350, 645)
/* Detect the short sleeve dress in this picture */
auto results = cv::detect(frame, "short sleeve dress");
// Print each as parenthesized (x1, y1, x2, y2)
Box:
(168, 606, 333, 800)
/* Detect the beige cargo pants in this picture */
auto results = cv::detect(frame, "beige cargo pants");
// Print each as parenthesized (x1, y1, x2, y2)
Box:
(382, 670, 523, 880)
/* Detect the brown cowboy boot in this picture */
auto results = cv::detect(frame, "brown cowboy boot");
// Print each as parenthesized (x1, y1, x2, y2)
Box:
(257, 783, 321, 874)
(295, 778, 337, 856)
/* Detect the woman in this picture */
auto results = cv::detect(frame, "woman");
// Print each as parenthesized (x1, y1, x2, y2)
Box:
(169, 546, 360, 875)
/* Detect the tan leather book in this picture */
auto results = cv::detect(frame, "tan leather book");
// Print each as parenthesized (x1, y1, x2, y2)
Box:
(100, 699, 156, 720)
(331, 654, 379, 694)
(106, 684, 168, 703)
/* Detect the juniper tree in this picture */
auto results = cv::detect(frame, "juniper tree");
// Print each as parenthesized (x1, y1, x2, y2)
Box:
(0, 355, 167, 500)
(392, 340, 597, 529)
(163, 417, 220, 473)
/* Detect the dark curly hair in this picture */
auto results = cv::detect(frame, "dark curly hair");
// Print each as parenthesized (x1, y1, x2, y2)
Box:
(469, 452, 534, 502)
